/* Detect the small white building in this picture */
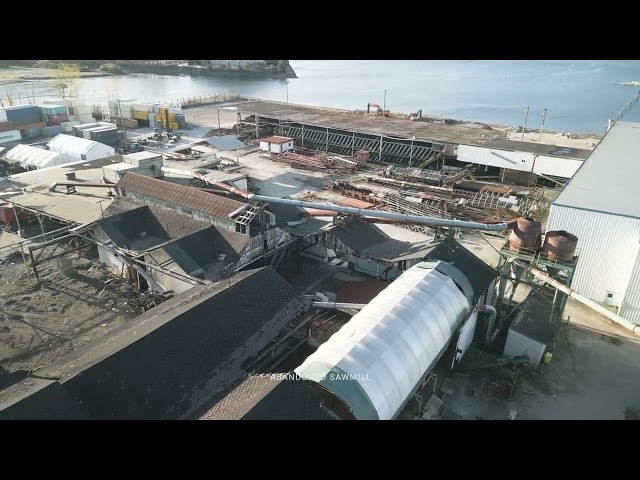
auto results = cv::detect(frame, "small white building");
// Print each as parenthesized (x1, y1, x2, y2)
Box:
(259, 136, 294, 154)
(47, 134, 115, 161)
(3, 144, 77, 170)
(546, 121, 640, 324)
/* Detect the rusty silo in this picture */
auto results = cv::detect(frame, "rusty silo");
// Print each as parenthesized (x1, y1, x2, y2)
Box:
(542, 230, 578, 262)
(509, 217, 542, 253)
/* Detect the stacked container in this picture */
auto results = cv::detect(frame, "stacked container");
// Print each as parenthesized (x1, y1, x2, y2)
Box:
(0, 120, 14, 132)
(42, 125, 63, 137)
(0, 130, 22, 144)
(88, 126, 119, 147)
(60, 120, 81, 133)
(1, 105, 41, 127)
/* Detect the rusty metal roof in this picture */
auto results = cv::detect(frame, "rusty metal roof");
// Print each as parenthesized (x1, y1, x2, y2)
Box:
(260, 136, 293, 144)
(116, 173, 246, 219)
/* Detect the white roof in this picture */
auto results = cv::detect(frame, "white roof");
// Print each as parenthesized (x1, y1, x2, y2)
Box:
(4, 144, 76, 169)
(553, 122, 640, 219)
(104, 162, 137, 172)
(46, 134, 107, 156)
(123, 151, 162, 162)
(295, 262, 471, 420)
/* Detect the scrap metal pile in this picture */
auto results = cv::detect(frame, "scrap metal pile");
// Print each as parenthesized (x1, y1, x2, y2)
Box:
(272, 151, 366, 172)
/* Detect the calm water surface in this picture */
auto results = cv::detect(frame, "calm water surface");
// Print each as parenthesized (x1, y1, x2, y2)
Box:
(5, 60, 640, 134)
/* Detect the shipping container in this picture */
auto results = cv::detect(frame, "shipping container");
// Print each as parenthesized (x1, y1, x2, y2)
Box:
(17, 121, 47, 131)
(110, 116, 138, 129)
(22, 127, 43, 139)
(67, 115, 79, 121)
(38, 104, 67, 116)
(60, 120, 81, 133)
(0, 205, 29, 225)
(72, 105, 91, 116)
(132, 110, 148, 120)
(80, 117, 97, 124)
(169, 122, 179, 130)
(48, 113, 69, 125)
(2, 105, 40, 126)
(43, 98, 70, 107)
(0, 110, 7, 122)
(132, 103, 151, 112)
(0, 130, 21, 144)
(0, 120, 14, 132)
(67, 98, 85, 108)
(42, 125, 63, 137)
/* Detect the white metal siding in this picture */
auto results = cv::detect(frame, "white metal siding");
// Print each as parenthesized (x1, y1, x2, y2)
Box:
(547, 205, 640, 306)
(618, 250, 640, 325)
(259, 141, 270, 151)
(457, 144, 582, 179)
(454, 310, 478, 365)
(144, 249, 193, 294)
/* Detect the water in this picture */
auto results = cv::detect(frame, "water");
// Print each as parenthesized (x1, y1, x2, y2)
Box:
(5, 60, 640, 134)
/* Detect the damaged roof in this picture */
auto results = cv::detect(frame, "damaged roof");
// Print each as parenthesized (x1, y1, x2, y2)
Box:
(198, 374, 333, 420)
(424, 237, 496, 300)
(116, 172, 246, 219)
(325, 221, 437, 262)
(0, 267, 300, 420)
(96, 205, 170, 250)
(103, 197, 212, 241)
(162, 226, 248, 278)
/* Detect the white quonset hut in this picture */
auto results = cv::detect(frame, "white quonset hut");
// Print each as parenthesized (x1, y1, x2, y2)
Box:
(47, 134, 115, 161)
(3, 144, 77, 170)
(295, 260, 477, 420)
(546, 121, 640, 324)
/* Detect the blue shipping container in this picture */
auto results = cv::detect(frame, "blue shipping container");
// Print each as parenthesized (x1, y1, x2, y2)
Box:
(42, 125, 62, 137)
(22, 127, 43, 139)
(3, 105, 40, 126)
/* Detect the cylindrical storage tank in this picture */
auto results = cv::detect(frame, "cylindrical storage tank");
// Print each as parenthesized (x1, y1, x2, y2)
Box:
(295, 261, 474, 420)
(543, 230, 578, 262)
(509, 217, 542, 253)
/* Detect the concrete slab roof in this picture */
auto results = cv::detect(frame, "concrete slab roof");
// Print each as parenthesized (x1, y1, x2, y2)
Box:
(227, 100, 589, 153)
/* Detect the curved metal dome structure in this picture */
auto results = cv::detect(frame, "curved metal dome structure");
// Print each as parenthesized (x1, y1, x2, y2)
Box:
(295, 261, 475, 420)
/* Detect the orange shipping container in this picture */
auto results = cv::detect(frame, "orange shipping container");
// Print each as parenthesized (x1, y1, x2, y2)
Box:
(17, 121, 47, 131)
(169, 122, 179, 130)
(133, 110, 149, 121)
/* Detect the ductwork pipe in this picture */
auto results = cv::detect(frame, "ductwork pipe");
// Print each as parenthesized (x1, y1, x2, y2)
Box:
(160, 167, 250, 198)
(513, 260, 640, 335)
(479, 304, 497, 345)
(247, 194, 515, 231)
(312, 302, 367, 310)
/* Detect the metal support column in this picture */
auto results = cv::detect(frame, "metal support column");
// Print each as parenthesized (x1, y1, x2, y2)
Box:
(351, 131, 355, 156)
(255, 115, 260, 140)
(325, 127, 329, 152)
(28, 248, 39, 285)
(237, 113, 241, 134)
(379, 135, 383, 162)
(301, 124, 305, 149)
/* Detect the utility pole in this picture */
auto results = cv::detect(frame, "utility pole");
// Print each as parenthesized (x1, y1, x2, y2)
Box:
(285, 81, 289, 104)
(538, 108, 548, 143)
(521, 106, 529, 142)
(118, 99, 128, 152)
(383, 89, 387, 117)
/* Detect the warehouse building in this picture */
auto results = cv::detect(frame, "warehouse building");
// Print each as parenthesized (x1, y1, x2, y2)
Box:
(2, 144, 77, 170)
(546, 121, 640, 324)
(47, 134, 115, 161)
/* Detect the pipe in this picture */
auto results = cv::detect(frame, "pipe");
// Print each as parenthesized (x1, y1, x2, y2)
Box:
(228, 204, 249, 218)
(479, 304, 497, 345)
(247, 194, 514, 231)
(160, 166, 250, 198)
(312, 302, 367, 310)
(49, 182, 114, 192)
(513, 260, 640, 335)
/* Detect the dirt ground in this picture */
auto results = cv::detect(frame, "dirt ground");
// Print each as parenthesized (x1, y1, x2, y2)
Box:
(0, 245, 138, 383)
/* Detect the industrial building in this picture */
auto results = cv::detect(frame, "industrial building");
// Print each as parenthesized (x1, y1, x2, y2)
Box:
(47, 134, 115, 161)
(3, 144, 77, 170)
(546, 121, 640, 324)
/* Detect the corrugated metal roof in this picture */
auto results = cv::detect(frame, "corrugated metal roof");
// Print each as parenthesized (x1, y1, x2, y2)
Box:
(552, 122, 640, 218)
(46, 134, 108, 156)
(116, 172, 246, 219)
(205, 135, 246, 151)
(4, 144, 76, 169)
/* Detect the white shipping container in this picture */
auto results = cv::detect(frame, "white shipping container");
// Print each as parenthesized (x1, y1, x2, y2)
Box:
(0, 130, 22, 144)
(68, 98, 85, 108)
(0, 110, 7, 121)
(68, 115, 79, 121)
(73, 105, 91, 115)
(80, 117, 97, 124)
(60, 120, 81, 129)
(82, 129, 93, 140)
(43, 98, 70, 107)
(133, 103, 151, 112)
